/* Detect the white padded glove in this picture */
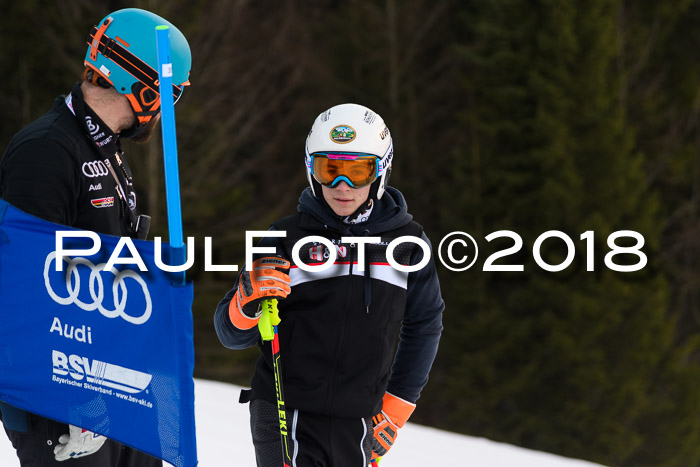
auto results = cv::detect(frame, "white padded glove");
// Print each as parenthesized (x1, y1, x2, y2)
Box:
(54, 424, 107, 461)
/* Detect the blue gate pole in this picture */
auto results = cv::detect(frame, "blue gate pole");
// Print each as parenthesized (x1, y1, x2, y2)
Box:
(156, 25, 186, 285)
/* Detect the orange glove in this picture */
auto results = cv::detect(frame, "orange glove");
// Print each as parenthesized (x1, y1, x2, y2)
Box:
(371, 392, 416, 461)
(228, 257, 291, 330)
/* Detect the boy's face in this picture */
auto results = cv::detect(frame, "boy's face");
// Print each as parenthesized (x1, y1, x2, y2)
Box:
(321, 181, 371, 217)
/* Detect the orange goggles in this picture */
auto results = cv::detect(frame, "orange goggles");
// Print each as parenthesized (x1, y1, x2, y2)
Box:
(310, 153, 379, 188)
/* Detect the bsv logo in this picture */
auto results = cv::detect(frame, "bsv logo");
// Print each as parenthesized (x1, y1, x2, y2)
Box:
(52, 350, 152, 394)
(43, 252, 152, 325)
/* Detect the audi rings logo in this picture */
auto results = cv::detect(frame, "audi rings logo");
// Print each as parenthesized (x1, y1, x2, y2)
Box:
(43, 252, 152, 325)
(85, 116, 100, 135)
(82, 161, 109, 178)
(82, 160, 109, 178)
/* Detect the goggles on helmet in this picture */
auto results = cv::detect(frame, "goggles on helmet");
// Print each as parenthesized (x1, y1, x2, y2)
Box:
(86, 21, 187, 125)
(310, 153, 379, 188)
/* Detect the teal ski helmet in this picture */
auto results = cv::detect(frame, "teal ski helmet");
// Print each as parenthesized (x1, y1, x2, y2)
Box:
(84, 8, 191, 129)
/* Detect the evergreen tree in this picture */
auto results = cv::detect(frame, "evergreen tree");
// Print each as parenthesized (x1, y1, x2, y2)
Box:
(427, 1, 699, 465)
(615, 1, 700, 465)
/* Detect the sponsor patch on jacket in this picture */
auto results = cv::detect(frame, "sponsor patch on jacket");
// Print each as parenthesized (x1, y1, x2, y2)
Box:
(91, 197, 114, 208)
(309, 243, 347, 261)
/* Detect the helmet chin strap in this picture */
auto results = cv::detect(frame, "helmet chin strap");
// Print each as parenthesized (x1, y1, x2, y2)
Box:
(120, 108, 160, 140)
(119, 120, 148, 140)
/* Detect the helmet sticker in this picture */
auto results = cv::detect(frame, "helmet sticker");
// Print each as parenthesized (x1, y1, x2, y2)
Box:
(363, 111, 376, 124)
(330, 125, 356, 144)
(99, 65, 111, 77)
(378, 145, 394, 175)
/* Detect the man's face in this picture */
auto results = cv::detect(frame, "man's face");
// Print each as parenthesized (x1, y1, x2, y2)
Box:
(321, 181, 371, 217)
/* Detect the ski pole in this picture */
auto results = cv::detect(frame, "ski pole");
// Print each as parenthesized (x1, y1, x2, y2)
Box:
(259, 298, 293, 467)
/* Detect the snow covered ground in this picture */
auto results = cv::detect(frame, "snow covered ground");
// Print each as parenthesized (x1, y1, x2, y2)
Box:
(0, 379, 606, 466)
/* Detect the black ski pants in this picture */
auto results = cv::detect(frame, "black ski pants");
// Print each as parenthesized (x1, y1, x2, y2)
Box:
(250, 398, 373, 467)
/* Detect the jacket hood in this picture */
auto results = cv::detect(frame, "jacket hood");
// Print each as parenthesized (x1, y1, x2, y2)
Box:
(297, 186, 413, 236)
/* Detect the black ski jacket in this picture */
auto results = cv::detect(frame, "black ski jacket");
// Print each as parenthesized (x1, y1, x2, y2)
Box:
(0, 93, 135, 236)
(215, 187, 444, 418)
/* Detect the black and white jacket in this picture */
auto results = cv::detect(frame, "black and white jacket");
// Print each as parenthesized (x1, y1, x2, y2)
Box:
(215, 187, 445, 419)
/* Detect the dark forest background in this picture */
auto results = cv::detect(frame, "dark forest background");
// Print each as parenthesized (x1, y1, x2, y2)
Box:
(2, 1, 699, 465)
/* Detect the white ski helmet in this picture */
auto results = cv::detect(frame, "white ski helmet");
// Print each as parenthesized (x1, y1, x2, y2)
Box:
(305, 103, 394, 199)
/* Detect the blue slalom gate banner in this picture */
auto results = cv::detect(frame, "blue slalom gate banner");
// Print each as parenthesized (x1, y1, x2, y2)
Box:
(0, 198, 197, 467)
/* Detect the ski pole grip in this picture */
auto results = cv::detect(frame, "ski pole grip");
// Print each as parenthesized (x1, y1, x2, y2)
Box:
(258, 298, 279, 341)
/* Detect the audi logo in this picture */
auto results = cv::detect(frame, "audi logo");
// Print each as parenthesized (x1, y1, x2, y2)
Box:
(43, 252, 152, 325)
(82, 161, 109, 178)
